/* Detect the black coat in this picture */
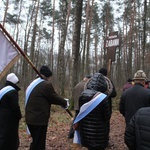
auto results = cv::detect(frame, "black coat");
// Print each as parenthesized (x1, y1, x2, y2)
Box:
(78, 73, 111, 149)
(25, 79, 67, 125)
(119, 83, 150, 125)
(125, 107, 150, 150)
(0, 81, 22, 150)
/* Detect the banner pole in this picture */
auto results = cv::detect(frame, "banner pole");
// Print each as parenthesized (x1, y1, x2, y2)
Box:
(107, 59, 112, 79)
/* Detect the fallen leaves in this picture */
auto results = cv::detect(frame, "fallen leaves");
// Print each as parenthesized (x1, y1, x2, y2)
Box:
(18, 109, 128, 150)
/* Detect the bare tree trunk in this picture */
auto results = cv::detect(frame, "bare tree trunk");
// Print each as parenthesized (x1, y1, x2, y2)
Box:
(142, 0, 147, 69)
(81, 0, 90, 77)
(3, 0, 9, 27)
(30, 0, 40, 80)
(94, 29, 98, 72)
(86, 0, 94, 75)
(50, 0, 55, 72)
(72, 0, 83, 88)
(57, 0, 69, 96)
(22, 2, 36, 89)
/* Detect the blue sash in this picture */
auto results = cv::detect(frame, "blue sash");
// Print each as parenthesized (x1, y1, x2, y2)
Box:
(0, 86, 15, 100)
(73, 92, 107, 144)
(73, 93, 107, 124)
(25, 78, 44, 106)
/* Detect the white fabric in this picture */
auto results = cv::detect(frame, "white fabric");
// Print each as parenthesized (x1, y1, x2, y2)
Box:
(6, 73, 19, 84)
(0, 30, 20, 78)
(73, 130, 81, 144)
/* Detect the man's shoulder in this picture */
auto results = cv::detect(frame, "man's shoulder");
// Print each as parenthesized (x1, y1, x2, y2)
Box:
(74, 81, 85, 87)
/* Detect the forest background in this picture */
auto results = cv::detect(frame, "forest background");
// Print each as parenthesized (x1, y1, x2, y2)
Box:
(0, 0, 150, 103)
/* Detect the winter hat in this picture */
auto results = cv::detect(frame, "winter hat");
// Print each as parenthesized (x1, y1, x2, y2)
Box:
(133, 70, 147, 81)
(40, 65, 52, 77)
(6, 73, 19, 84)
(127, 78, 133, 82)
(99, 68, 107, 76)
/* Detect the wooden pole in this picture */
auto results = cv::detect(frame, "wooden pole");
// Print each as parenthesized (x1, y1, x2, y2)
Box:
(107, 59, 112, 78)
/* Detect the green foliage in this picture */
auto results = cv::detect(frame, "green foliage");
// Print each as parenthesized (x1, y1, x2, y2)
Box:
(42, 27, 51, 39)
(40, 0, 52, 17)
(6, 13, 23, 24)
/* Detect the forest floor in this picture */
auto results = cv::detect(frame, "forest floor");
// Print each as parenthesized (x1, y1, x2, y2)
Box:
(18, 107, 128, 150)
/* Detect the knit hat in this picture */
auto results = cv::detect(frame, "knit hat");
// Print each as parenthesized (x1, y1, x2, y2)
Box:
(133, 70, 147, 81)
(99, 68, 107, 76)
(6, 73, 19, 84)
(40, 65, 52, 77)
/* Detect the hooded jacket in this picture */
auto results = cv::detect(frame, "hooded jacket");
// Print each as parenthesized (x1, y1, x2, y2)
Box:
(79, 73, 111, 149)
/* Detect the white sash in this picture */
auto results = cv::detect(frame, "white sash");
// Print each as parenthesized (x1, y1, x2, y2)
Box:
(0, 86, 15, 100)
(73, 93, 107, 144)
(25, 77, 44, 135)
(25, 78, 44, 106)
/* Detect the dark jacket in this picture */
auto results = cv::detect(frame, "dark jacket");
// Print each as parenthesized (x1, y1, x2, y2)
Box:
(123, 82, 133, 91)
(25, 79, 67, 125)
(119, 83, 150, 125)
(0, 81, 22, 150)
(79, 73, 111, 149)
(125, 107, 150, 150)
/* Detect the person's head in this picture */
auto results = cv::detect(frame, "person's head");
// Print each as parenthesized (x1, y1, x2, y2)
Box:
(40, 65, 52, 81)
(99, 68, 107, 76)
(83, 74, 92, 82)
(127, 78, 133, 83)
(6, 73, 19, 84)
(133, 70, 147, 86)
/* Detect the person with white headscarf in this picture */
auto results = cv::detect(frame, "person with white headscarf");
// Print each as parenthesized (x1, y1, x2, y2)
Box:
(0, 73, 22, 150)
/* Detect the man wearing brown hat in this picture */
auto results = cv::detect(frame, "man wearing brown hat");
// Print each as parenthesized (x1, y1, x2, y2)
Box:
(119, 70, 150, 125)
(25, 65, 68, 150)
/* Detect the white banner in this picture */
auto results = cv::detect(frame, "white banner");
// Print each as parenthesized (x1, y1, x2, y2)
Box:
(0, 29, 20, 80)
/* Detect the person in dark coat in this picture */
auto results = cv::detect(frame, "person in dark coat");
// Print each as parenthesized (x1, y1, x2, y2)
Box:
(0, 73, 22, 150)
(25, 65, 68, 150)
(68, 75, 91, 139)
(77, 73, 111, 150)
(125, 107, 150, 149)
(119, 70, 150, 125)
(122, 78, 133, 91)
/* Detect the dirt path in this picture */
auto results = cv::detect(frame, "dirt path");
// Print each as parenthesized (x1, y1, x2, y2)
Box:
(18, 110, 128, 150)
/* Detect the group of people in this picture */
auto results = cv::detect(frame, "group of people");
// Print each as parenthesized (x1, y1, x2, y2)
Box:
(70, 69, 150, 150)
(0, 66, 150, 150)
(0, 65, 68, 150)
(120, 70, 150, 150)
(69, 68, 116, 150)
